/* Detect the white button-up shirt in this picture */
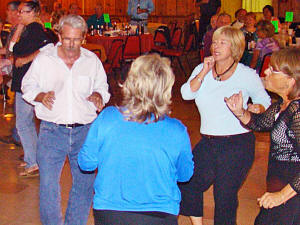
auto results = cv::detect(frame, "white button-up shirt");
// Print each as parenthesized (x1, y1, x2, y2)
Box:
(22, 43, 110, 124)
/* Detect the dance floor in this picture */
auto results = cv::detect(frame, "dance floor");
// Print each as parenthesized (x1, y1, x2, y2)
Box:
(0, 57, 270, 225)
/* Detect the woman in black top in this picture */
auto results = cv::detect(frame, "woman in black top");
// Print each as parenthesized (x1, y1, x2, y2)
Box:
(225, 48, 300, 225)
(12, 0, 52, 177)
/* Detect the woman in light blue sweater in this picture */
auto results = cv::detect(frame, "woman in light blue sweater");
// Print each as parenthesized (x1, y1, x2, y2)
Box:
(179, 26, 271, 225)
(78, 53, 194, 225)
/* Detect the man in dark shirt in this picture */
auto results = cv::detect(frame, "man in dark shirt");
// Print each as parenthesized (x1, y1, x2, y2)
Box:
(86, 3, 111, 29)
(196, 0, 221, 42)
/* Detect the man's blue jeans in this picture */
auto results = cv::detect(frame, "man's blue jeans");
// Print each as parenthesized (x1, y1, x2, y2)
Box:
(15, 92, 38, 168)
(37, 121, 95, 225)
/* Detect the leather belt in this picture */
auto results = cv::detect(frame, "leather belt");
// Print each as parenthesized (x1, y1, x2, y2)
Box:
(201, 134, 233, 139)
(58, 123, 85, 129)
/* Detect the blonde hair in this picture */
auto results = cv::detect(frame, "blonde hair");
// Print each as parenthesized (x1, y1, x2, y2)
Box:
(270, 48, 300, 100)
(212, 26, 245, 62)
(120, 53, 175, 123)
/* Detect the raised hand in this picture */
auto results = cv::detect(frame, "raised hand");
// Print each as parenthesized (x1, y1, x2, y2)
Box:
(224, 91, 244, 116)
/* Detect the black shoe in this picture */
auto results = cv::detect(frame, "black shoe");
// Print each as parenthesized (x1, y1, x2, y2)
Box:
(0, 135, 21, 146)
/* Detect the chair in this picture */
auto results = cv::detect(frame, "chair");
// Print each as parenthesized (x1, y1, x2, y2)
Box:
(82, 43, 105, 61)
(169, 27, 183, 50)
(123, 35, 141, 61)
(162, 34, 194, 76)
(103, 39, 124, 77)
(199, 47, 204, 63)
(168, 21, 177, 38)
(151, 28, 169, 54)
(259, 53, 272, 77)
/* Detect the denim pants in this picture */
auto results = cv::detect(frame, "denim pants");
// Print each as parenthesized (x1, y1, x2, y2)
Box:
(37, 121, 95, 225)
(179, 132, 255, 225)
(15, 92, 38, 168)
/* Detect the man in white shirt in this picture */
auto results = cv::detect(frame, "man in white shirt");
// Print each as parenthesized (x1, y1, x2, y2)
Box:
(22, 14, 110, 225)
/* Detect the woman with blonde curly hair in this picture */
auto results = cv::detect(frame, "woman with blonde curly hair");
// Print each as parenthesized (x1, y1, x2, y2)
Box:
(78, 53, 194, 225)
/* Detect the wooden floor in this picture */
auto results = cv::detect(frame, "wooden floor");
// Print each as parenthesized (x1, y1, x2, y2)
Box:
(0, 56, 271, 225)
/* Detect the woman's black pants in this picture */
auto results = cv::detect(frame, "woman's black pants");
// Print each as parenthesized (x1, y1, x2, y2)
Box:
(179, 132, 255, 225)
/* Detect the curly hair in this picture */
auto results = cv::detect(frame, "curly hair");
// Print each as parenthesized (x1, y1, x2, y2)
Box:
(120, 54, 175, 123)
(256, 20, 275, 38)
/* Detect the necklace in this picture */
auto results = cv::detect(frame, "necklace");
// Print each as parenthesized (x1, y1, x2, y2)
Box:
(214, 61, 236, 81)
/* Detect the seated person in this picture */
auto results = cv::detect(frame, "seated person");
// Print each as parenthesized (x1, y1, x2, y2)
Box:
(263, 5, 280, 27)
(40, 5, 51, 24)
(68, 3, 81, 15)
(231, 8, 247, 29)
(86, 3, 111, 29)
(51, 2, 65, 31)
(205, 14, 218, 33)
(0, 19, 9, 48)
(203, 13, 231, 57)
(240, 12, 258, 66)
(250, 20, 280, 73)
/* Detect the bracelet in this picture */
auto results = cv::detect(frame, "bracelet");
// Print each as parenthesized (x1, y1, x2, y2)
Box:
(236, 109, 245, 118)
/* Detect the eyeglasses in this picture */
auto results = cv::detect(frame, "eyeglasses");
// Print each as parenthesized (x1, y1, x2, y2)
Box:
(18, 9, 32, 14)
(268, 65, 282, 74)
(61, 37, 83, 44)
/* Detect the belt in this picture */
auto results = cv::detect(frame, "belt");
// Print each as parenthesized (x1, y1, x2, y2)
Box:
(201, 134, 231, 139)
(201, 133, 248, 139)
(58, 123, 85, 129)
(131, 18, 147, 22)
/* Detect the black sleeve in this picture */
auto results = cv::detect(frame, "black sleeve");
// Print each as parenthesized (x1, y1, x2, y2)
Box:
(13, 22, 52, 57)
(288, 101, 300, 193)
(246, 101, 281, 132)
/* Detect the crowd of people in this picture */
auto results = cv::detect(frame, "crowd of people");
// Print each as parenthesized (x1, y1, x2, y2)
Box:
(0, 0, 299, 225)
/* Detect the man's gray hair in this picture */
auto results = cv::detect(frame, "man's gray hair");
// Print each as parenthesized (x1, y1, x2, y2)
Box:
(58, 14, 88, 36)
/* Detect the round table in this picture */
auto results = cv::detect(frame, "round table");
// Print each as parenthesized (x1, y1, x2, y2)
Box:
(86, 34, 154, 55)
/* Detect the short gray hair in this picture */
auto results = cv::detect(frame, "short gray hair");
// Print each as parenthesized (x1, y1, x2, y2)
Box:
(57, 14, 87, 36)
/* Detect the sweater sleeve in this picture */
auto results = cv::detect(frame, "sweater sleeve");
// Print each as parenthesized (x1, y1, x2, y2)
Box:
(176, 127, 194, 182)
(78, 112, 105, 171)
(180, 64, 203, 100)
(289, 101, 300, 193)
(246, 101, 281, 132)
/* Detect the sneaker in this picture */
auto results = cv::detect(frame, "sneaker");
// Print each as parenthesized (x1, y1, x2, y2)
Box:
(0, 135, 21, 146)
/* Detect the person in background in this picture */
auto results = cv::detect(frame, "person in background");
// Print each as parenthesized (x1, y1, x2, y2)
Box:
(21, 14, 110, 224)
(179, 26, 271, 225)
(50, 1, 65, 30)
(127, 0, 154, 32)
(263, 5, 280, 28)
(205, 14, 218, 33)
(225, 48, 300, 225)
(240, 12, 258, 66)
(0, 19, 9, 48)
(78, 53, 194, 225)
(231, 8, 247, 29)
(203, 12, 231, 57)
(68, 2, 81, 15)
(87, 3, 112, 29)
(196, 0, 221, 42)
(250, 20, 280, 73)
(12, 0, 53, 177)
(39, 5, 51, 24)
(0, 0, 21, 147)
